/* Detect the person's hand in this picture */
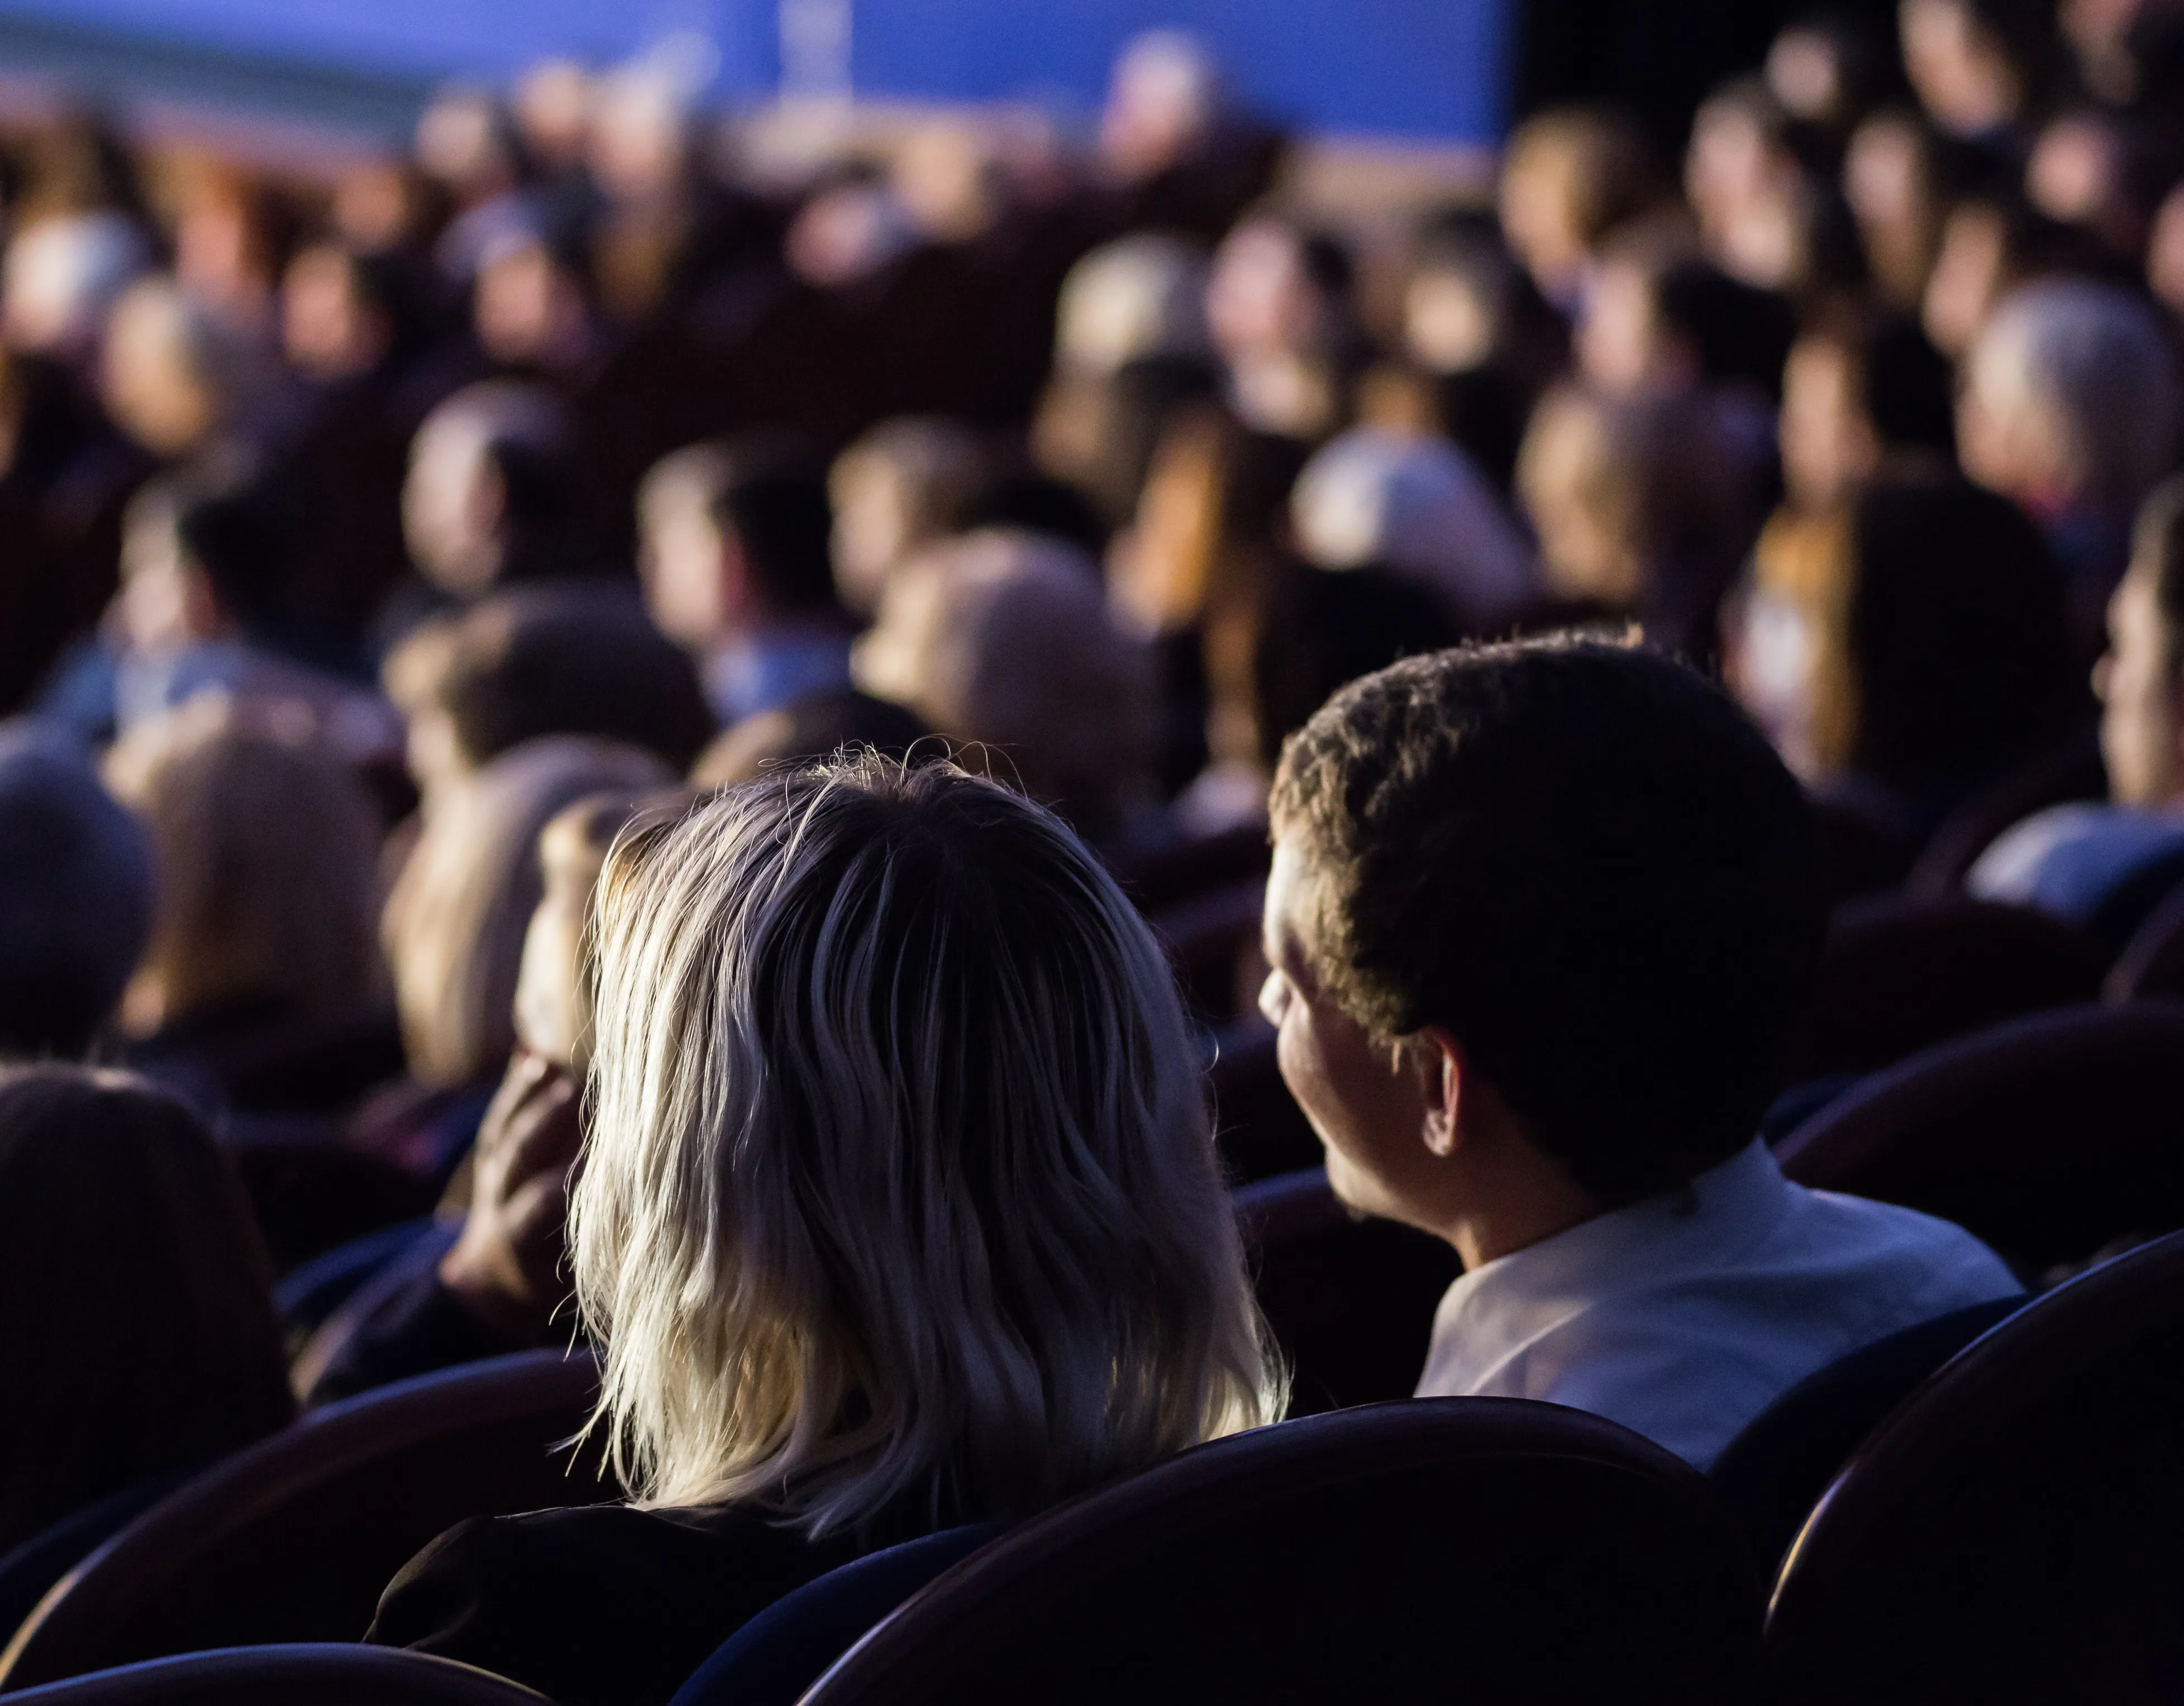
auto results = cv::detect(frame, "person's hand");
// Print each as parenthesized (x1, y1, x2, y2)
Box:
(438, 1047, 584, 1346)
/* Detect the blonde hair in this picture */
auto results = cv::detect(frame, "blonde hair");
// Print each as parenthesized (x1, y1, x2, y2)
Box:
(105, 695, 384, 1034)
(382, 735, 673, 1086)
(571, 754, 1280, 1536)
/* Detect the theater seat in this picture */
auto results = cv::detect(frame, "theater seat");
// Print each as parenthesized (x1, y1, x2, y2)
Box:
(1792, 894, 2102, 1079)
(798, 1398, 1762, 1704)
(0, 1643, 545, 1704)
(1905, 732, 2107, 898)
(1151, 878, 1266, 1024)
(1773, 1001, 2184, 1270)
(1706, 1295, 2024, 1574)
(2107, 877, 2184, 1002)
(0, 1479, 188, 1662)
(0, 1351, 609, 1690)
(221, 1123, 439, 1274)
(667, 1525, 1004, 1706)
(1233, 1168, 1460, 1416)
(1766, 1230, 2184, 1703)
(1110, 823, 1271, 916)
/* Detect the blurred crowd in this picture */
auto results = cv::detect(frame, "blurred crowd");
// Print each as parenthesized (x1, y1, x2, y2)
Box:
(9, 0, 2184, 1541)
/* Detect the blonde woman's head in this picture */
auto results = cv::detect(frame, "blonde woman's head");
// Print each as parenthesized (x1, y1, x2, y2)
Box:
(381, 734, 673, 1087)
(572, 753, 1279, 1536)
(105, 694, 384, 1036)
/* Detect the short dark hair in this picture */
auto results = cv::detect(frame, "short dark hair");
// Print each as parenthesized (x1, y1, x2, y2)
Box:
(1270, 637, 1826, 1202)
(692, 441, 838, 616)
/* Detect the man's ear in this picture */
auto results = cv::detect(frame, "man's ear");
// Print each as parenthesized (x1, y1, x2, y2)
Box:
(1413, 1024, 1467, 1159)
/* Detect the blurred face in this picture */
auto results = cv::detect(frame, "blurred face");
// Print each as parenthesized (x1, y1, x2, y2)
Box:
(638, 482, 731, 649)
(1518, 400, 1647, 607)
(513, 870, 589, 1067)
(1780, 336, 1879, 512)
(1901, 0, 2022, 136)
(2097, 566, 2184, 805)
(1846, 114, 1940, 304)
(119, 512, 217, 653)
(282, 245, 389, 381)
(1258, 837, 1437, 1229)
(829, 460, 913, 616)
(1921, 200, 2007, 359)
(1727, 585, 1823, 779)
(1686, 99, 1772, 249)
(2147, 185, 2184, 318)
(1500, 142, 1590, 304)
(100, 286, 218, 458)
(1576, 258, 1682, 396)
(1404, 264, 1498, 374)
(404, 414, 499, 596)
(1206, 220, 1319, 362)
(475, 242, 586, 369)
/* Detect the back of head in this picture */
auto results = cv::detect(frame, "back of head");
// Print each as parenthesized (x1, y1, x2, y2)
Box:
(691, 687, 931, 788)
(1962, 277, 2180, 515)
(382, 733, 674, 1086)
(0, 724, 152, 1058)
(1290, 428, 1534, 627)
(104, 696, 385, 1034)
(1251, 565, 1464, 772)
(405, 381, 576, 599)
(645, 438, 839, 619)
(0, 1065, 290, 1550)
(854, 531, 1155, 840)
(572, 755, 1276, 1535)
(156, 462, 296, 632)
(385, 584, 716, 789)
(1844, 472, 2073, 789)
(828, 418, 989, 615)
(1270, 638, 1825, 1202)
(1844, 310, 1957, 458)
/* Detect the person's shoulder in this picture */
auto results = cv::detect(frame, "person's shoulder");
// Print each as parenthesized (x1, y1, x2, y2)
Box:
(1969, 803, 2183, 910)
(1787, 1184, 2022, 1312)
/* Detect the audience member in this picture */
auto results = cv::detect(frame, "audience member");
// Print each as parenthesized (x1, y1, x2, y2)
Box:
(636, 439, 854, 727)
(1289, 427, 1535, 629)
(0, 723, 152, 1058)
(369, 755, 1280, 1704)
(103, 695, 385, 1101)
(0, 1064, 292, 1554)
(1729, 470, 2076, 841)
(691, 687, 930, 787)
(1258, 639, 2019, 1468)
(369, 734, 672, 1179)
(853, 529, 1157, 847)
(1496, 107, 1670, 310)
(1957, 275, 2181, 647)
(826, 417, 988, 616)
(1205, 211, 1361, 442)
(306, 787, 685, 1404)
(1515, 383, 1749, 660)
(383, 582, 713, 802)
(1971, 472, 2184, 948)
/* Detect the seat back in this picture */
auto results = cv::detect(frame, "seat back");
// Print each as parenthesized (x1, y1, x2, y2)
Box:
(0, 1480, 187, 1660)
(667, 1525, 1003, 1706)
(1905, 732, 2106, 897)
(0, 1644, 546, 1704)
(1794, 895, 2101, 1079)
(801, 1399, 1762, 1705)
(1151, 879, 1266, 1024)
(1707, 1296, 2024, 1574)
(1206, 1022, 1320, 1184)
(2107, 877, 2184, 1002)
(1766, 1231, 2184, 1703)
(220, 1125, 437, 1273)
(0, 1352, 610, 1690)
(1233, 1168, 1459, 1415)
(1774, 1002, 2184, 1270)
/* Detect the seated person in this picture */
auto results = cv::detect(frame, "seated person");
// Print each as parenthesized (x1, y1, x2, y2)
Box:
(105, 694, 387, 1110)
(383, 581, 714, 806)
(303, 784, 685, 1403)
(637, 438, 856, 729)
(368, 754, 1278, 1705)
(1257, 638, 2020, 1469)
(1971, 474, 2184, 952)
(0, 724, 152, 1059)
(0, 1064, 292, 1556)
(1727, 469, 2077, 850)
(691, 687, 929, 787)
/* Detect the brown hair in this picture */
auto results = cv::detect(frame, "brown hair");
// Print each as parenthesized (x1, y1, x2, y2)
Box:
(0, 1066, 292, 1550)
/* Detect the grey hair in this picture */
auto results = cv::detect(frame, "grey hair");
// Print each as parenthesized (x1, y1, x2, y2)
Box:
(570, 753, 1281, 1536)
(1966, 278, 2181, 512)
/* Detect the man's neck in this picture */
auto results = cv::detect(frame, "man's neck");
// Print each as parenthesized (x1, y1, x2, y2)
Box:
(1439, 1150, 1610, 1273)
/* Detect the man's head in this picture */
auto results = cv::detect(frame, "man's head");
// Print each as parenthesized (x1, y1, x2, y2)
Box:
(2099, 474, 2184, 806)
(638, 439, 837, 650)
(1261, 639, 1825, 1231)
(0, 724, 154, 1057)
(404, 381, 575, 600)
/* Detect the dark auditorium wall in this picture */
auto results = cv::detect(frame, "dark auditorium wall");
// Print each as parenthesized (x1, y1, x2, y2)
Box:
(1515, 0, 1900, 142)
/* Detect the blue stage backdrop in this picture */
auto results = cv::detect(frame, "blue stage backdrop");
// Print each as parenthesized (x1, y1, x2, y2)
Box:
(0, 0, 1507, 140)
